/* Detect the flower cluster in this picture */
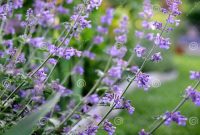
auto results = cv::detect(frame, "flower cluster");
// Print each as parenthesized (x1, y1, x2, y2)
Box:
(186, 86, 200, 106)
(164, 111, 187, 126)
(190, 71, 200, 80)
(93, 8, 114, 44)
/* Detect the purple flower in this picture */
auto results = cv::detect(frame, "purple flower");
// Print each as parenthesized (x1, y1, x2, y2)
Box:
(190, 71, 200, 80)
(136, 72, 150, 90)
(154, 34, 171, 49)
(108, 66, 122, 79)
(139, 129, 149, 135)
(139, 0, 153, 19)
(29, 37, 45, 48)
(135, 31, 144, 38)
(63, 126, 70, 134)
(115, 34, 127, 44)
(81, 104, 90, 113)
(71, 15, 91, 29)
(86, 94, 99, 104)
(103, 120, 116, 135)
(81, 125, 98, 135)
(82, 50, 95, 60)
(114, 16, 128, 39)
(115, 59, 128, 68)
(111, 85, 123, 95)
(37, 10, 55, 27)
(87, 0, 102, 11)
(130, 66, 139, 74)
(101, 8, 114, 25)
(35, 68, 47, 82)
(66, 0, 73, 4)
(108, 46, 127, 58)
(186, 86, 200, 106)
(13, 0, 24, 9)
(102, 77, 115, 86)
(97, 26, 108, 34)
(153, 21, 163, 30)
(57, 6, 69, 14)
(50, 81, 72, 96)
(164, 111, 187, 126)
(48, 58, 57, 65)
(93, 35, 104, 44)
(124, 100, 135, 114)
(151, 52, 163, 63)
(101, 93, 117, 105)
(166, 0, 182, 16)
(73, 65, 84, 75)
(134, 44, 146, 57)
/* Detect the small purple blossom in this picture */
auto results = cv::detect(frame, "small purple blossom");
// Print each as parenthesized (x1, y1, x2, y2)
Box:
(93, 35, 104, 44)
(154, 34, 171, 49)
(108, 46, 127, 58)
(73, 65, 84, 75)
(108, 66, 122, 79)
(136, 72, 150, 90)
(139, 129, 149, 135)
(153, 21, 163, 30)
(82, 50, 96, 60)
(186, 86, 200, 106)
(130, 66, 139, 74)
(86, 94, 99, 104)
(103, 120, 116, 135)
(50, 81, 72, 96)
(164, 111, 187, 126)
(134, 44, 146, 57)
(81, 125, 98, 135)
(101, 8, 114, 25)
(190, 71, 200, 80)
(48, 58, 57, 65)
(151, 52, 163, 63)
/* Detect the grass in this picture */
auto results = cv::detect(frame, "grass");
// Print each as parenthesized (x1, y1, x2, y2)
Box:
(97, 54, 200, 135)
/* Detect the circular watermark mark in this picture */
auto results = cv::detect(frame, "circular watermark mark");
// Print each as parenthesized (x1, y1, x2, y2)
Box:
(152, 4, 161, 12)
(150, 78, 161, 88)
(2, 79, 11, 89)
(76, 79, 86, 88)
(114, 117, 124, 125)
(189, 117, 199, 126)
(189, 42, 199, 51)
(39, 117, 49, 126)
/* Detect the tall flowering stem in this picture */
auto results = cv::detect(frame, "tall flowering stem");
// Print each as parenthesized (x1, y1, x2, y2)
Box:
(97, 13, 170, 127)
(148, 80, 200, 134)
(56, 56, 112, 130)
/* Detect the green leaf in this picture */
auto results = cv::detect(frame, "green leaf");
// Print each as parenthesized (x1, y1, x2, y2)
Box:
(3, 93, 61, 135)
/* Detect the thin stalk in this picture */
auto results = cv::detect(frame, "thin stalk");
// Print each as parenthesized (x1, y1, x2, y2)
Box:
(149, 80, 200, 134)
(61, 44, 94, 84)
(56, 56, 113, 129)
(97, 15, 170, 126)
(16, 99, 32, 117)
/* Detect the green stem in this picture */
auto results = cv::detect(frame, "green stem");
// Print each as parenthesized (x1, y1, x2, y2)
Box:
(149, 80, 200, 134)
(56, 56, 112, 129)
(97, 15, 170, 126)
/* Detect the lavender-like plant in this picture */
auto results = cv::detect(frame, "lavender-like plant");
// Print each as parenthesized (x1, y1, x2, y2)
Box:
(0, 0, 199, 135)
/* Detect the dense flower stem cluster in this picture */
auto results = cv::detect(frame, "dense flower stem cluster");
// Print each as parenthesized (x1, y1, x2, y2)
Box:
(2, 1, 85, 106)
